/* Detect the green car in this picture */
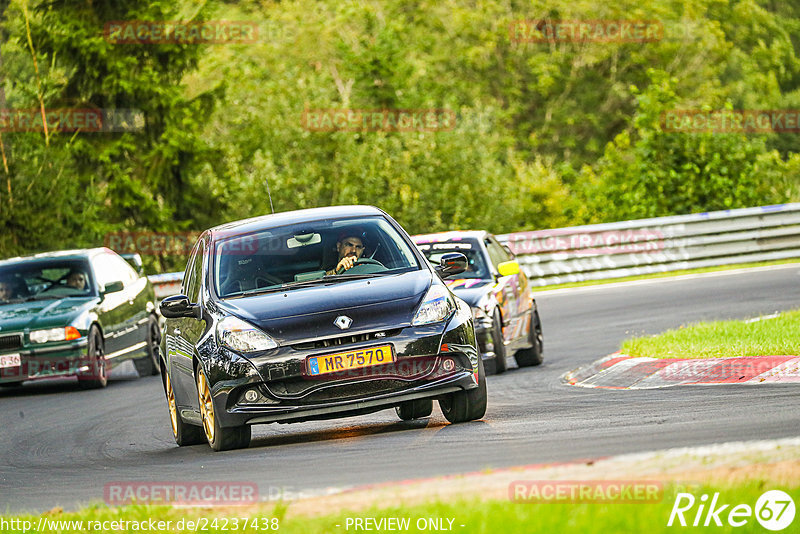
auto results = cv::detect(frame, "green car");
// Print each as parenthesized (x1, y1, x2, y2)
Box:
(0, 248, 161, 389)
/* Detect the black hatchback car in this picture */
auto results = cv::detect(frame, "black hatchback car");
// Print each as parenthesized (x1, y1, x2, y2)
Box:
(160, 206, 486, 451)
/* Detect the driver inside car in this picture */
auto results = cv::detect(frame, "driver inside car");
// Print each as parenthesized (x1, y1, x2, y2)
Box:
(0, 279, 14, 302)
(65, 270, 88, 291)
(325, 233, 365, 275)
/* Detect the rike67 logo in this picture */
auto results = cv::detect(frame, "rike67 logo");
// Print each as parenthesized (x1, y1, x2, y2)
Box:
(668, 490, 795, 530)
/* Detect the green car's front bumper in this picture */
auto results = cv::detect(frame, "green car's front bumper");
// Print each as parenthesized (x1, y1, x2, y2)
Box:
(0, 334, 89, 383)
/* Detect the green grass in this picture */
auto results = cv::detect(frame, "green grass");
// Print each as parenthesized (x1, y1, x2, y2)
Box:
(3, 482, 797, 533)
(621, 309, 800, 359)
(531, 258, 800, 292)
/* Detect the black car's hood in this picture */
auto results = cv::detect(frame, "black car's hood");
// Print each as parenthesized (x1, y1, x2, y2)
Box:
(216, 270, 433, 344)
(444, 278, 493, 307)
(0, 297, 97, 333)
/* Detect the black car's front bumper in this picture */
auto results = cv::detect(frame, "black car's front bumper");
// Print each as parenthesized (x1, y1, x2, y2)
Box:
(186, 302, 479, 428)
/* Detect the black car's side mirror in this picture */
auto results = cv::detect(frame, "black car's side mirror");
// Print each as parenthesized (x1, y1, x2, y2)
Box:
(160, 294, 202, 319)
(435, 252, 468, 278)
(102, 281, 124, 295)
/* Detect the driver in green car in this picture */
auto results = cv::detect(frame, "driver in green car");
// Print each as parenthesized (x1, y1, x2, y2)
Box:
(0, 279, 13, 302)
(65, 270, 88, 291)
(325, 233, 365, 275)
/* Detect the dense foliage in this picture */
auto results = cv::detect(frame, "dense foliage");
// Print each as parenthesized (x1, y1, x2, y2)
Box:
(1, 0, 799, 271)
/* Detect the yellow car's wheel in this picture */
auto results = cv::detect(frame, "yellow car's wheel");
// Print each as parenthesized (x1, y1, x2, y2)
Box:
(515, 309, 544, 367)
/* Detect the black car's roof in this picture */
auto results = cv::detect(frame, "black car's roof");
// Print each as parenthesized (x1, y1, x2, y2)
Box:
(0, 248, 109, 266)
(207, 205, 387, 239)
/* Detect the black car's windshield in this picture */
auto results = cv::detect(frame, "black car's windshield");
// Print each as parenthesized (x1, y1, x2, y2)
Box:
(416, 238, 490, 279)
(214, 216, 421, 298)
(0, 258, 97, 305)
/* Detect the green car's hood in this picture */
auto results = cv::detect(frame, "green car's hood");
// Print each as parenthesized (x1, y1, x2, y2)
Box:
(0, 297, 97, 333)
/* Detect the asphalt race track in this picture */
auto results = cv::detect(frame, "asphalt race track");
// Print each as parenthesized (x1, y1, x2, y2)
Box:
(2, 265, 799, 513)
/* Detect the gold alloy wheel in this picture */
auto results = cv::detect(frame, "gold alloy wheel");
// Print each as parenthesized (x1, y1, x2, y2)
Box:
(165, 373, 178, 437)
(197, 369, 215, 443)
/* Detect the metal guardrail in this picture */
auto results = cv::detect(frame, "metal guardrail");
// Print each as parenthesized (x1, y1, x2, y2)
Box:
(497, 203, 800, 286)
(148, 272, 183, 299)
(148, 204, 800, 294)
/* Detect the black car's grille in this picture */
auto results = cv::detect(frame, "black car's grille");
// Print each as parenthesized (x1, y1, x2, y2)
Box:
(263, 356, 444, 403)
(0, 334, 22, 352)
(290, 329, 402, 350)
(267, 378, 413, 404)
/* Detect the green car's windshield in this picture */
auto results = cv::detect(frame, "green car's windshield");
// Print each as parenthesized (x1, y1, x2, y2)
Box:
(214, 216, 421, 299)
(0, 258, 97, 305)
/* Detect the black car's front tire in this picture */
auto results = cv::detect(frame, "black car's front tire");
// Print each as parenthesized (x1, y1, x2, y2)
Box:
(439, 357, 487, 423)
(514, 309, 543, 367)
(165, 372, 205, 446)
(77, 325, 107, 389)
(134, 315, 161, 377)
(396, 399, 433, 421)
(197, 367, 251, 451)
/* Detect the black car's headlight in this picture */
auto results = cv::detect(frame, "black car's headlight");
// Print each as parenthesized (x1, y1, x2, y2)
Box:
(412, 284, 455, 326)
(29, 326, 81, 344)
(217, 317, 278, 353)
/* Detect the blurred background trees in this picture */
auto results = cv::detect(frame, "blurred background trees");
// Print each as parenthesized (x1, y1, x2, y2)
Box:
(1, 0, 799, 271)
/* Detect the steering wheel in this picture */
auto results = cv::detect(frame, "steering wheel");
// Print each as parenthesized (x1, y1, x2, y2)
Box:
(335, 257, 385, 275)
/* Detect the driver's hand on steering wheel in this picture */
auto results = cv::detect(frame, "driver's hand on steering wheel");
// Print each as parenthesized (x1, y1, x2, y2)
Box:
(335, 255, 357, 273)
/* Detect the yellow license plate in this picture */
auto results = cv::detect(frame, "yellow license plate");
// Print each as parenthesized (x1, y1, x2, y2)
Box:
(307, 344, 394, 376)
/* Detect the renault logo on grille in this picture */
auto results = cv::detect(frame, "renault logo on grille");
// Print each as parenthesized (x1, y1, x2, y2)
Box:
(334, 315, 352, 330)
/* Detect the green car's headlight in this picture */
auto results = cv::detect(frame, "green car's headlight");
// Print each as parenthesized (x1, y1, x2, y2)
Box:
(29, 326, 81, 344)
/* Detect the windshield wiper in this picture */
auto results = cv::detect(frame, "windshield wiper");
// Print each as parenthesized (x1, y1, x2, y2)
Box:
(278, 273, 382, 289)
(227, 274, 385, 298)
(228, 279, 333, 298)
(23, 295, 60, 302)
(279, 278, 339, 290)
(323, 273, 383, 281)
